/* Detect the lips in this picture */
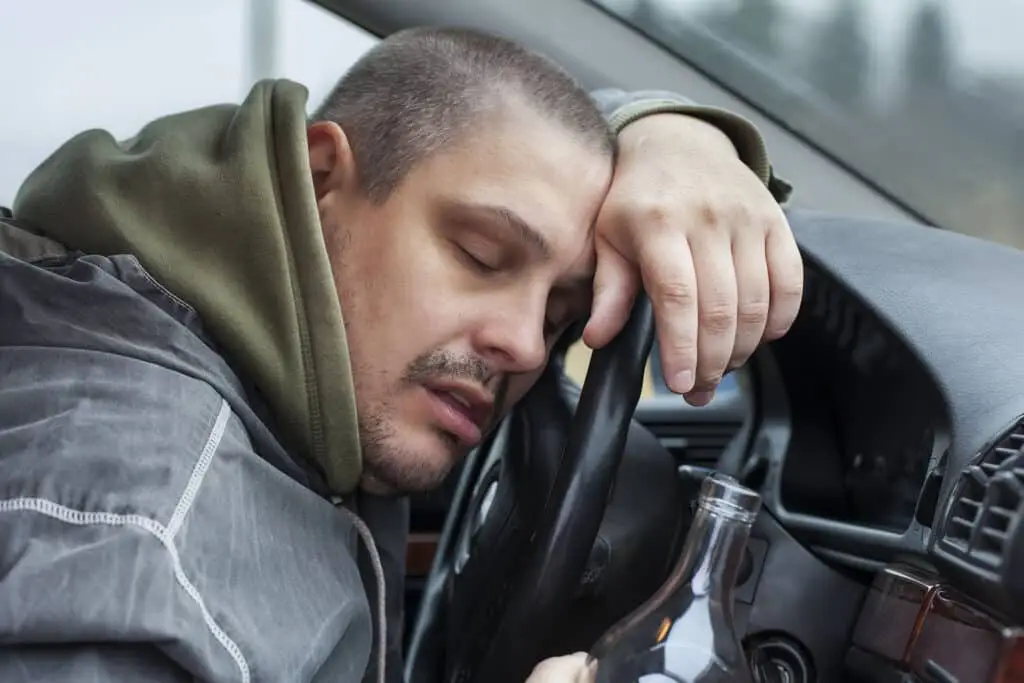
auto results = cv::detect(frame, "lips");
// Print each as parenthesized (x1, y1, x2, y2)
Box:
(423, 380, 494, 447)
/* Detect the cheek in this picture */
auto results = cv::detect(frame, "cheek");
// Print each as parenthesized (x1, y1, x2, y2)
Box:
(333, 213, 465, 389)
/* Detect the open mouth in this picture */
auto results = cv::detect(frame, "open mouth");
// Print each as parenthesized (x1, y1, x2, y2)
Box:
(422, 382, 493, 447)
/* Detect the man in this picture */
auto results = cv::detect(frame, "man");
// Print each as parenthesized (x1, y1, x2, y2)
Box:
(0, 27, 798, 683)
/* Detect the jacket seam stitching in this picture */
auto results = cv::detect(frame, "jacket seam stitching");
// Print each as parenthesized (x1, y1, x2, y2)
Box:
(0, 398, 248, 683)
(0, 496, 250, 683)
(167, 399, 232, 539)
(126, 255, 198, 315)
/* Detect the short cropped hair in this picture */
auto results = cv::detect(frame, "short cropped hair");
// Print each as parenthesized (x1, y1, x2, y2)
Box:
(312, 26, 615, 202)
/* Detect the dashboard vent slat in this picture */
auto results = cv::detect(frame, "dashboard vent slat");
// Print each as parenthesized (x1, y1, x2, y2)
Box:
(941, 418, 1024, 572)
(993, 447, 1018, 462)
(989, 506, 1015, 522)
(980, 527, 1009, 542)
(957, 499, 982, 511)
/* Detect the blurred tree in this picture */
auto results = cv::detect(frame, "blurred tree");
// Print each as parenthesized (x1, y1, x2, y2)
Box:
(631, 0, 658, 32)
(906, 0, 954, 100)
(807, 0, 870, 109)
(730, 0, 782, 62)
(701, 0, 783, 63)
(628, 0, 708, 65)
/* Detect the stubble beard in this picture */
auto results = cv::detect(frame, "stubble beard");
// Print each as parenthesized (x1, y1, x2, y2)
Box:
(359, 406, 457, 496)
(357, 350, 508, 496)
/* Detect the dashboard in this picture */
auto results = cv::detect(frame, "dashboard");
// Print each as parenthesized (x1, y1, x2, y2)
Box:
(401, 209, 1024, 683)
(733, 210, 1024, 682)
(771, 262, 949, 534)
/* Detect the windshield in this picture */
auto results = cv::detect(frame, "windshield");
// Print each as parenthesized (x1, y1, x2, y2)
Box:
(593, 0, 1024, 249)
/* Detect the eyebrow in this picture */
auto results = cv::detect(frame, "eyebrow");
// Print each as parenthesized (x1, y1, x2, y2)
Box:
(460, 202, 553, 261)
(452, 200, 595, 294)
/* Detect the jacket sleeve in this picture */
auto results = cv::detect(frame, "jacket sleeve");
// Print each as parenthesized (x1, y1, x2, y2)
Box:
(0, 514, 198, 682)
(591, 88, 793, 204)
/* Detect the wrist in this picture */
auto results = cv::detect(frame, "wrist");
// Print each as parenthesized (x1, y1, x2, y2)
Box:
(618, 113, 738, 159)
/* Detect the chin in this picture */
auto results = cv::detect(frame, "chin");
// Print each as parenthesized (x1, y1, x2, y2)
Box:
(362, 427, 466, 495)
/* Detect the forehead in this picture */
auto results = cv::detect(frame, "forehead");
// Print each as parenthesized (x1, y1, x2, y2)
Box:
(409, 102, 614, 267)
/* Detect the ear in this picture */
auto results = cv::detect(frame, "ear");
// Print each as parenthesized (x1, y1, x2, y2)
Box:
(307, 120, 359, 201)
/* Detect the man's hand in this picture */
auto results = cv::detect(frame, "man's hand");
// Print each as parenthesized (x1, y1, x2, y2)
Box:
(584, 113, 803, 406)
(525, 653, 596, 683)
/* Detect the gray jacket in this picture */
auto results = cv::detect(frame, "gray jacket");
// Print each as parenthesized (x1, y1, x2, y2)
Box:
(0, 89, 779, 682)
(0, 228, 382, 682)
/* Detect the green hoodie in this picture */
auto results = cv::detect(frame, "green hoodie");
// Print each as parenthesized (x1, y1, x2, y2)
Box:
(13, 79, 363, 494)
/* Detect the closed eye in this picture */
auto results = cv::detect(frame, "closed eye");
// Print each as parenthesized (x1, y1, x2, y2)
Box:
(457, 244, 501, 274)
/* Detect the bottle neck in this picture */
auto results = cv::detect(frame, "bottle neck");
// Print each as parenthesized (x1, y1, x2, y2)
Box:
(678, 504, 753, 599)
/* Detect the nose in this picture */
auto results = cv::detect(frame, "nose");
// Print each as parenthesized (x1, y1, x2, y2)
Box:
(474, 294, 549, 375)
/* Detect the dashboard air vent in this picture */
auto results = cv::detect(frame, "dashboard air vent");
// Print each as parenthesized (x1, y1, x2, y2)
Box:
(941, 420, 1024, 571)
(655, 422, 742, 467)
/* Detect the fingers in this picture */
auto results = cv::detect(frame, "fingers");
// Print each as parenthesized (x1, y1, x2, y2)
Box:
(582, 238, 640, 350)
(684, 232, 738, 406)
(588, 176, 800, 406)
(729, 231, 770, 370)
(525, 652, 595, 683)
(764, 218, 804, 341)
(637, 234, 698, 394)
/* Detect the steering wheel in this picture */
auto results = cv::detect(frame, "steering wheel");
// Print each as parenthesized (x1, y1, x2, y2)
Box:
(406, 294, 656, 683)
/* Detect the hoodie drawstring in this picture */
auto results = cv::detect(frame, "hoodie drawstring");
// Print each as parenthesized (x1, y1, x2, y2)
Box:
(333, 498, 387, 683)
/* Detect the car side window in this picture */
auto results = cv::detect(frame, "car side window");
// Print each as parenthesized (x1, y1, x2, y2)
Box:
(591, 0, 1024, 249)
(0, 0, 378, 206)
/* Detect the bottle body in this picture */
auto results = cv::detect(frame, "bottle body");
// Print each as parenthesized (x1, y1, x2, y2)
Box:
(589, 473, 761, 683)
(593, 603, 746, 682)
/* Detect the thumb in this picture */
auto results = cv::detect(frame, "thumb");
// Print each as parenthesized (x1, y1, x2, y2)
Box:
(582, 239, 640, 350)
(525, 652, 596, 683)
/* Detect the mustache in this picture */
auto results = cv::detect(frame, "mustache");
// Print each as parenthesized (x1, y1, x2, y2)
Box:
(403, 350, 492, 385)
(403, 350, 510, 416)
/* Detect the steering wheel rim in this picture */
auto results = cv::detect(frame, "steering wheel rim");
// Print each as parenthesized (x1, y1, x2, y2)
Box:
(441, 293, 655, 683)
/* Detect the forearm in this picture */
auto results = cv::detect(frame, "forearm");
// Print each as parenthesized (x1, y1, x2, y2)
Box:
(591, 87, 793, 204)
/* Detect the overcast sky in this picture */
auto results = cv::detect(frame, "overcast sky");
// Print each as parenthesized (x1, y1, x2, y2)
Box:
(0, 0, 377, 204)
(1, 0, 1020, 205)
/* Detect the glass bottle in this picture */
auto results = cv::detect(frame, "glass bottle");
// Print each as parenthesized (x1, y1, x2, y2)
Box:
(588, 473, 762, 683)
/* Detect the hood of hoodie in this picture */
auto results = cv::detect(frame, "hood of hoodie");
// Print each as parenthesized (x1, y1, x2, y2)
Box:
(13, 79, 363, 494)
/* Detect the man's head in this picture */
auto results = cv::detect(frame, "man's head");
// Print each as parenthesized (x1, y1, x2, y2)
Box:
(306, 27, 615, 495)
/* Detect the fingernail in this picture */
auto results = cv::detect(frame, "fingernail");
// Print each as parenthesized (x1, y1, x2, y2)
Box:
(687, 390, 715, 407)
(670, 370, 694, 393)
